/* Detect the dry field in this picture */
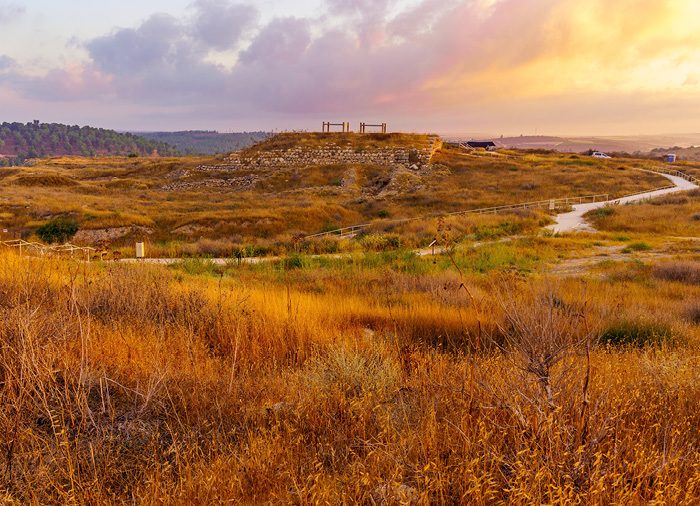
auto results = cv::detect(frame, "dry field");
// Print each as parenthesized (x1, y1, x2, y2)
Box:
(587, 188, 700, 236)
(0, 136, 670, 256)
(1, 231, 699, 503)
(2, 134, 699, 502)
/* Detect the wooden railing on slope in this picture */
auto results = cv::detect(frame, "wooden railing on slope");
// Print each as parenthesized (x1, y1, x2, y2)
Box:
(1, 239, 96, 261)
(305, 194, 609, 239)
(646, 168, 699, 184)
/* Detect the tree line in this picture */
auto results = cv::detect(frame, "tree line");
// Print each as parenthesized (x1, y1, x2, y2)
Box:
(0, 121, 179, 165)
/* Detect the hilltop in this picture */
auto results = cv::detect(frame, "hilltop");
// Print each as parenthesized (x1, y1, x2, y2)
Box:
(135, 130, 271, 155)
(0, 122, 179, 164)
(243, 132, 438, 153)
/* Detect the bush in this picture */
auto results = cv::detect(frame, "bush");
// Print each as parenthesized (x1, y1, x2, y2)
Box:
(599, 320, 676, 347)
(473, 221, 523, 240)
(360, 233, 401, 252)
(652, 262, 700, 285)
(283, 254, 304, 270)
(588, 207, 615, 218)
(651, 195, 689, 206)
(36, 218, 79, 244)
(684, 303, 700, 325)
(622, 242, 652, 253)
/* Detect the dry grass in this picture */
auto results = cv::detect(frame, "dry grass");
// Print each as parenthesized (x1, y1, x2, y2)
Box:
(1, 242, 699, 503)
(242, 132, 437, 152)
(587, 189, 700, 236)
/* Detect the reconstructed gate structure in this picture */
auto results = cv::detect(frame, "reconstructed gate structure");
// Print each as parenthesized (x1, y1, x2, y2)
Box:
(322, 122, 351, 133)
(359, 122, 387, 134)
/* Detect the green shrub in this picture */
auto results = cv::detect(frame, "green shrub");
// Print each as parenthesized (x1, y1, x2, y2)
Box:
(473, 221, 523, 240)
(588, 206, 615, 218)
(171, 259, 224, 277)
(320, 222, 339, 233)
(622, 242, 652, 253)
(360, 233, 401, 252)
(599, 320, 677, 347)
(36, 218, 79, 244)
(283, 254, 304, 270)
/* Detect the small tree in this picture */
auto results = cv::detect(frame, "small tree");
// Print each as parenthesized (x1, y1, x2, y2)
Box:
(36, 219, 79, 244)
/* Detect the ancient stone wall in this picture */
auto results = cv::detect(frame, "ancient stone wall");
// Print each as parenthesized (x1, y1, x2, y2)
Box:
(213, 136, 443, 170)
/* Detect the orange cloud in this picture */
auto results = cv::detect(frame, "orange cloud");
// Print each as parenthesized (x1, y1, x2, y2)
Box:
(422, 0, 700, 105)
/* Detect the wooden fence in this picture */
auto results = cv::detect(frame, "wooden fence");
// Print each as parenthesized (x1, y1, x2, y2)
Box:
(647, 168, 699, 184)
(322, 122, 350, 133)
(359, 122, 387, 134)
(1, 239, 96, 261)
(305, 193, 609, 239)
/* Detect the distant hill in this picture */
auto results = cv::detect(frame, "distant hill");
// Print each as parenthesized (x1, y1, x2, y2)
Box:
(448, 134, 700, 155)
(0, 122, 179, 165)
(134, 131, 271, 155)
(650, 146, 700, 161)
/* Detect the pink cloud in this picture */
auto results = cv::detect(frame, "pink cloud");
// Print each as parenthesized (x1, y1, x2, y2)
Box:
(1, 0, 698, 134)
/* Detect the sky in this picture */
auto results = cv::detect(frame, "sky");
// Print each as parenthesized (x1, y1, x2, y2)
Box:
(0, 0, 699, 135)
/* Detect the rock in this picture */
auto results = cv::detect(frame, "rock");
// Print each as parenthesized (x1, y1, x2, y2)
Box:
(372, 483, 419, 505)
(73, 226, 153, 245)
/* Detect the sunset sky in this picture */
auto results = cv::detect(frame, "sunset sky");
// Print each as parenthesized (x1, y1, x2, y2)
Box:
(1, 0, 699, 135)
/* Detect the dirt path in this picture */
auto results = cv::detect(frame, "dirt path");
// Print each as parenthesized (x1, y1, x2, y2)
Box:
(547, 246, 678, 276)
(548, 172, 698, 234)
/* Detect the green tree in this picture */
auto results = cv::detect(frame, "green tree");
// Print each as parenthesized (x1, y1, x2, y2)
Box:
(36, 219, 79, 244)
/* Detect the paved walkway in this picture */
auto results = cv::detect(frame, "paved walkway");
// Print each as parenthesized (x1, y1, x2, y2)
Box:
(548, 173, 698, 234)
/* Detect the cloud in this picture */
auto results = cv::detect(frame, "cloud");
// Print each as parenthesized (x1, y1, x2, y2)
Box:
(86, 14, 184, 75)
(190, 0, 258, 50)
(20, 65, 114, 100)
(3, 0, 700, 133)
(239, 18, 310, 64)
(0, 54, 15, 71)
(0, 2, 24, 24)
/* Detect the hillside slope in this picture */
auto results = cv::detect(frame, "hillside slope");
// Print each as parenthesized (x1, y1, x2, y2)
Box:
(0, 122, 179, 164)
(0, 133, 673, 254)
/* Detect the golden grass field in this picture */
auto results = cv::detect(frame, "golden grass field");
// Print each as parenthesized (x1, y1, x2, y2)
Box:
(1, 134, 699, 503)
(587, 189, 700, 236)
(1, 231, 699, 503)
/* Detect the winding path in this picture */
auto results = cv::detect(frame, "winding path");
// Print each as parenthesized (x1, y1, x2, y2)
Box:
(548, 172, 698, 234)
(109, 171, 698, 265)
